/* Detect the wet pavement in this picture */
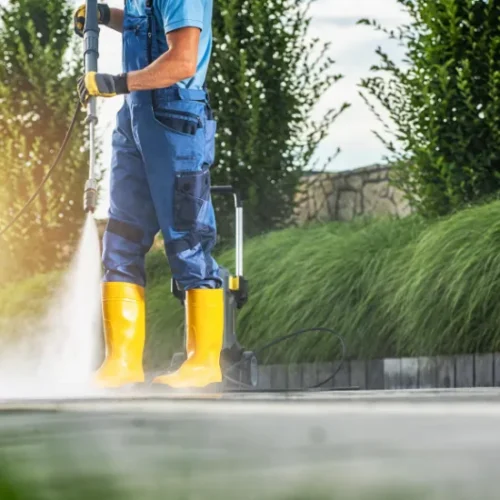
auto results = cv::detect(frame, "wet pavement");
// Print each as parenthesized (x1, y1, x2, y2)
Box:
(1, 389, 500, 499)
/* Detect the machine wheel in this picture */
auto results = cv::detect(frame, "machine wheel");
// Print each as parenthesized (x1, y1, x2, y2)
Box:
(241, 351, 259, 388)
(220, 348, 258, 389)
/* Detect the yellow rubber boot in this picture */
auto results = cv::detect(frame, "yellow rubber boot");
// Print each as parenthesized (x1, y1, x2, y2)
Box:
(153, 288, 224, 389)
(94, 282, 145, 388)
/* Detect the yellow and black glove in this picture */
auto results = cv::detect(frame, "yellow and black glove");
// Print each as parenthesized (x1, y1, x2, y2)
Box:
(78, 72, 129, 105)
(73, 3, 111, 37)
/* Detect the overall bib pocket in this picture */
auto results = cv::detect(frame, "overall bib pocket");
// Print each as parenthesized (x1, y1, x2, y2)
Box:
(173, 169, 211, 231)
(122, 16, 149, 72)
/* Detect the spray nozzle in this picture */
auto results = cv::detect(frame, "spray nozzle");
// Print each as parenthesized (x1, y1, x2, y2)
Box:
(84, 178, 97, 213)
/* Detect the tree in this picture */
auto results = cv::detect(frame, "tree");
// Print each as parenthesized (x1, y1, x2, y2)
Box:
(208, 0, 349, 237)
(359, 0, 500, 217)
(0, 0, 99, 282)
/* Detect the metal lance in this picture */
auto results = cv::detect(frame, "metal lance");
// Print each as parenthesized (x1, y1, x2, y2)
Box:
(83, 0, 99, 213)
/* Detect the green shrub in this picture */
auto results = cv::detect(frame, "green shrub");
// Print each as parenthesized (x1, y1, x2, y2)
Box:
(394, 201, 500, 355)
(360, 0, 500, 217)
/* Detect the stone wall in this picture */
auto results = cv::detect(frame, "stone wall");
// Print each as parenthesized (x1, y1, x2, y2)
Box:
(293, 164, 412, 224)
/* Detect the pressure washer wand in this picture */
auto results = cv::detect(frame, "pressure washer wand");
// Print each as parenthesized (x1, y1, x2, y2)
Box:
(83, 0, 99, 213)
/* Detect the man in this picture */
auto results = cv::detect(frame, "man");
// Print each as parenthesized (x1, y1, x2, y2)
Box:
(74, 0, 223, 390)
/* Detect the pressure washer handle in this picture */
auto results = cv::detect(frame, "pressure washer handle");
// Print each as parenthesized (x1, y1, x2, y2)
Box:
(83, 0, 99, 212)
(211, 186, 243, 277)
(84, 0, 99, 73)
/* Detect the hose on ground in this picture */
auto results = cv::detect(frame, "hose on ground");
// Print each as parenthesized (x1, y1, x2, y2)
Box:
(223, 327, 347, 392)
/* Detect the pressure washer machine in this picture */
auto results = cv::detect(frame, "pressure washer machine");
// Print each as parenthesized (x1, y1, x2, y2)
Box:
(169, 186, 259, 390)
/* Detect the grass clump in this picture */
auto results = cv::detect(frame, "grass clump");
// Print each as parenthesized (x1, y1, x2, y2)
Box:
(394, 201, 500, 356)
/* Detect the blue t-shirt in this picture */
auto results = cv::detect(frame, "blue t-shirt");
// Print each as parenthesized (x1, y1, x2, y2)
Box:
(126, 0, 213, 90)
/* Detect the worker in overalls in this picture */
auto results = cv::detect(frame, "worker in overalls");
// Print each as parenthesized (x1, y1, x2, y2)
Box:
(74, 0, 223, 389)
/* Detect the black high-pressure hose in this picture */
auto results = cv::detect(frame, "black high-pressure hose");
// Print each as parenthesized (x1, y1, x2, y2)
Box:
(223, 327, 347, 392)
(256, 327, 347, 390)
(0, 101, 82, 239)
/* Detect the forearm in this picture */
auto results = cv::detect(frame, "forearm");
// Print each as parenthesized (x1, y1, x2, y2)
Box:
(80, 27, 200, 99)
(126, 50, 195, 91)
(106, 8, 124, 33)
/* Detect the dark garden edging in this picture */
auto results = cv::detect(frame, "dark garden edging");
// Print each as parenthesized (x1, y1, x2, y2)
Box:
(256, 354, 500, 391)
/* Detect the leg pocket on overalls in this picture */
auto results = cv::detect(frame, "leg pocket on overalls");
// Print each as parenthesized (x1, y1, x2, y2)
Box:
(173, 169, 211, 231)
(153, 109, 202, 137)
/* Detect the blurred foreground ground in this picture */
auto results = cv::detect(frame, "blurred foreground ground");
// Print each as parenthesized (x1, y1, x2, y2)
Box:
(1, 389, 500, 499)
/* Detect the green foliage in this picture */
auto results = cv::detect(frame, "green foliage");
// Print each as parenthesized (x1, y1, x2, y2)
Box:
(209, 0, 349, 237)
(7, 199, 500, 363)
(359, 0, 500, 217)
(394, 200, 500, 355)
(0, 0, 100, 282)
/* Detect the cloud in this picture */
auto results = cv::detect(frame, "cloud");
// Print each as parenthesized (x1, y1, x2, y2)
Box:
(310, 0, 407, 23)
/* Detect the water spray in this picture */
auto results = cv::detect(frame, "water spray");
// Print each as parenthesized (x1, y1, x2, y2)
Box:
(83, 0, 99, 214)
(0, 1, 103, 398)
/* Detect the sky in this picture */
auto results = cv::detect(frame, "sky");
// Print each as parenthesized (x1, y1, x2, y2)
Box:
(307, 0, 409, 170)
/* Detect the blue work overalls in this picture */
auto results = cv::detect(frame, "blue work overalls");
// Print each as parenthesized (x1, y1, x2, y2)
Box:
(102, 0, 221, 291)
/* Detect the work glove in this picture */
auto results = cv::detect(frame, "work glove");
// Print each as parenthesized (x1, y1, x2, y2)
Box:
(73, 3, 111, 37)
(77, 72, 129, 105)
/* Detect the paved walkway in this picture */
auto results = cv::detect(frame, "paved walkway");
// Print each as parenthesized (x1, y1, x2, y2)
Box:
(1, 389, 500, 499)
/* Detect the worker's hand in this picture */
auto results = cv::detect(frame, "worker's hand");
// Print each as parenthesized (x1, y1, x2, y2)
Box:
(73, 3, 111, 37)
(78, 72, 129, 105)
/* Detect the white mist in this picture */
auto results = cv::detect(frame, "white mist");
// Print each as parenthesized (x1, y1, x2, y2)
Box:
(0, 215, 102, 399)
